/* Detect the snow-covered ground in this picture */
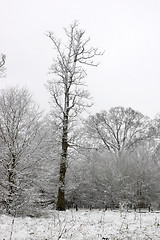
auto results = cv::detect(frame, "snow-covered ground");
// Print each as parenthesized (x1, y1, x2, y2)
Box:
(1, 209, 160, 240)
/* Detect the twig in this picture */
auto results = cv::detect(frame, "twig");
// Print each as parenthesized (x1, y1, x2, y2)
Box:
(9, 215, 15, 240)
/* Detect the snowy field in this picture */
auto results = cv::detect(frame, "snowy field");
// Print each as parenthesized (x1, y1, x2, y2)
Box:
(1, 210, 160, 240)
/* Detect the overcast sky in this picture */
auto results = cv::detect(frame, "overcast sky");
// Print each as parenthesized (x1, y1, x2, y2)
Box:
(1, 0, 160, 118)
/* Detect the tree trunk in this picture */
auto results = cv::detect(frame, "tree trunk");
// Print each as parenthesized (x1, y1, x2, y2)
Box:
(7, 155, 16, 214)
(56, 112, 68, 211)
(56, 161, 67, 210)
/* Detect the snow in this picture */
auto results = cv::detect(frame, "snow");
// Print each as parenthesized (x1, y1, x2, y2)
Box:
(1, 209, 160, 239)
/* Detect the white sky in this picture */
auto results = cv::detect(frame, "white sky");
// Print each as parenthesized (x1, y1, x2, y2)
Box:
(1, 0, 160, 118)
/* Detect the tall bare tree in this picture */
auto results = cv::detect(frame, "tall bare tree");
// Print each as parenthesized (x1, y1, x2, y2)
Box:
(46, 21, 103, 210)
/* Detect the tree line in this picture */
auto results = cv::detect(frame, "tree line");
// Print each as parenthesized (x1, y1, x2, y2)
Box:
(0, 22, 160, 215)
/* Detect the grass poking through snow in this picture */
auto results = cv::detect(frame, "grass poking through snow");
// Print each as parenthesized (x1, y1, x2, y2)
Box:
(0, 209, 160, 239)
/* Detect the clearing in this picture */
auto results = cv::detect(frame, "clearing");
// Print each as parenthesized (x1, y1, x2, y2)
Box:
(0, 209, 160, 239)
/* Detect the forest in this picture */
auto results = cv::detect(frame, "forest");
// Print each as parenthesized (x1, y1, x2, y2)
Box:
(0, 22, 160, 217)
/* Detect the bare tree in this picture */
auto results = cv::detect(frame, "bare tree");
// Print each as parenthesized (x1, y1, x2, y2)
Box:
(46, 21, 103, 210)
(0, 54, 6, 77)
(84, 107, 159, 209)
(0, 87, 44, 214)
(86, 107, 150, 156)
